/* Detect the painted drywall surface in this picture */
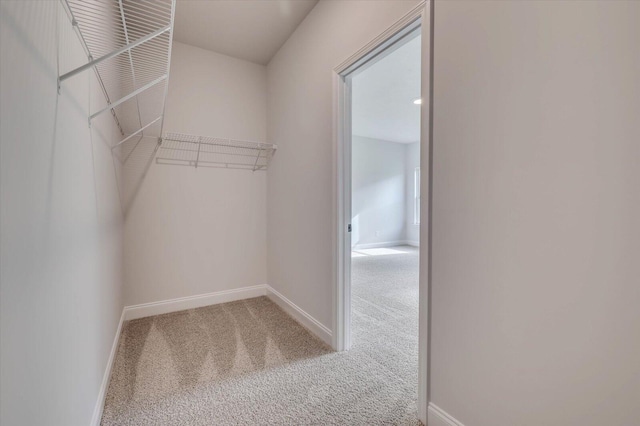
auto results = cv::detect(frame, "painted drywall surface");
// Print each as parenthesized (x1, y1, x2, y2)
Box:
(351, 136, 407, 248)
(124, 42, 267, 306)
(431, 1, 640, 425)
(267, 0, 421, 329)
(405, 141, 420, 245)
(0, 2, 124, 425)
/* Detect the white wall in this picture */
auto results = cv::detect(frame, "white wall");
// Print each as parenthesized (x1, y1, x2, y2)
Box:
(352, 136, 407, 248)
(430, 1, 640, 426)
(405, 141, 420, 245)
(267, 0, 421, 329)
(1, 2, 124, 425)
(124, 41, 267, 306)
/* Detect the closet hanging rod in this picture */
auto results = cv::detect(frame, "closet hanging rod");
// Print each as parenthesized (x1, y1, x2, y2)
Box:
(58, 24, 170, 84)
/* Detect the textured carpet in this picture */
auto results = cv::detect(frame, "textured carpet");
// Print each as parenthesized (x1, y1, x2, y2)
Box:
(102, 246, 419, 425)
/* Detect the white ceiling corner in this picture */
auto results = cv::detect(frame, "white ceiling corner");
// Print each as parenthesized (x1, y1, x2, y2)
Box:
(172, 0, 319, 65)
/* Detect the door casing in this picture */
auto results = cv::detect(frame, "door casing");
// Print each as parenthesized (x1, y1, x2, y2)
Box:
(331, 1, 431, 423)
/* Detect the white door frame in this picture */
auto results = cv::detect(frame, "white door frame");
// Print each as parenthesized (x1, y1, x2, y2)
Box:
(332, 1, 431, 423)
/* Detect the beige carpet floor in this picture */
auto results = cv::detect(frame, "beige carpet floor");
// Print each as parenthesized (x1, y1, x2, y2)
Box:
(101, 246, 419, 425)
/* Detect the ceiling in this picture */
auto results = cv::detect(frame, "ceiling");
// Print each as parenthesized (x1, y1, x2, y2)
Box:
(173, 0, 318, 65)
(352, 33, 422, 144)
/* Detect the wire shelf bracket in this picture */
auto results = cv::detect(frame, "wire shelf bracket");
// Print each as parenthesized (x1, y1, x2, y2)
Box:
(157, 133, 278, 172)
(112, 116, 162, 150)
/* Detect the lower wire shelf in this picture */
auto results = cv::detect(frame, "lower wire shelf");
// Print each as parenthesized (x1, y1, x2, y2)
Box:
(157, 132, 277, 171)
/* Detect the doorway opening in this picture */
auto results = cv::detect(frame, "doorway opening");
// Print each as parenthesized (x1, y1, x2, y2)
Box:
(333, 5, 428, 420)
(352, 24, 421, 411)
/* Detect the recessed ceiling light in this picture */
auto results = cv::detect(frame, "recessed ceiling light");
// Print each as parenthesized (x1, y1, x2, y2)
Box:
(413, 98, 422, 105)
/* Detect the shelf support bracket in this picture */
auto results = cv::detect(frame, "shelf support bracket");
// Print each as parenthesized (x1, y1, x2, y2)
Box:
(253, 148, 263, 172)
(195, 136, 202, 168)
(111, 116, 163, 150)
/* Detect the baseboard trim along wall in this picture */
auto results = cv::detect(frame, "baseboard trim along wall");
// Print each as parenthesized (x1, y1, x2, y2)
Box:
(353, 240, 418, 250)
(427, 403, 465, 426)
(121, 283, 331, 344)
(123, 285, 268, 320)
(90, 310, 125, 426)
(266, 285, 333, 346)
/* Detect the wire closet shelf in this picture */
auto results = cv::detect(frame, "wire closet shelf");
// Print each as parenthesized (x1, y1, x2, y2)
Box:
(157, 133, 278, 171)
(58, 0, 175, 152)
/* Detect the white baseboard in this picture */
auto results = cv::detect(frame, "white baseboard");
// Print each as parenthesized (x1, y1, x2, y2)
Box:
(428, 403, 465, 426)
(266, 285, 332, 346)
(353, 240, 412, 250)
(406, 240, 420, 247)
(91, 309, 125, 426)
(123, 285, 268, 320)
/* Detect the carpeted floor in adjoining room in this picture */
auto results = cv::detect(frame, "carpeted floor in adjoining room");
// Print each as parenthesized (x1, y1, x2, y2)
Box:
(101, 246, 419, 425)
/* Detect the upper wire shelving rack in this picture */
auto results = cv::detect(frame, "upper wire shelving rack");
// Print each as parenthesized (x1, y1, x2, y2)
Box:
(58, 0, 176, 150)
(157, 133, 277, 171)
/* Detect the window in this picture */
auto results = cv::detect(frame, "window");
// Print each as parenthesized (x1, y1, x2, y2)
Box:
(414, 167, 420, 225)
